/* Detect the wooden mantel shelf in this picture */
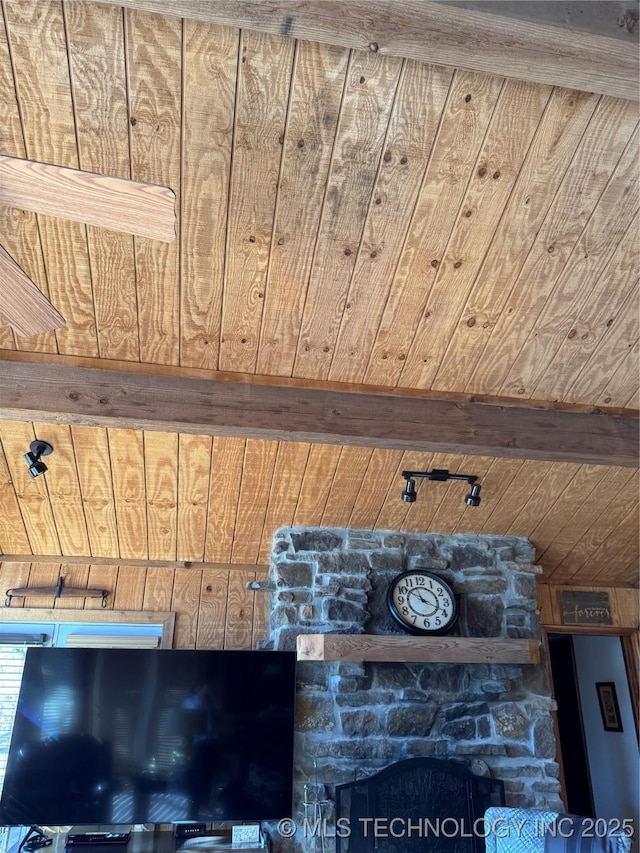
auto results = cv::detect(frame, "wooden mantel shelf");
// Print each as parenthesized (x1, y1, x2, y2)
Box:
(296, 634, 540, 664)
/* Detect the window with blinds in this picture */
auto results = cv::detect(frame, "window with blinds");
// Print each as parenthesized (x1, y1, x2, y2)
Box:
(0, 619, 166, 852)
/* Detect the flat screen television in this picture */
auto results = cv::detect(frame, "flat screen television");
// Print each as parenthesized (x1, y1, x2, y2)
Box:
(0, 648, 296, 826)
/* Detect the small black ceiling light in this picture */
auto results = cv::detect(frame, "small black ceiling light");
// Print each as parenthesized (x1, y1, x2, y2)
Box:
(401, 468, 482, 507)
(24, 440, 53, 478)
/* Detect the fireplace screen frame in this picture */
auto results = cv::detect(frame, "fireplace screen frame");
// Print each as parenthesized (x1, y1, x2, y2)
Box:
(335, 757, 505, 853)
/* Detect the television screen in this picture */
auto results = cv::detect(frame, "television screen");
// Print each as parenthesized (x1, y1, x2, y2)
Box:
(0, 648, 296, 826)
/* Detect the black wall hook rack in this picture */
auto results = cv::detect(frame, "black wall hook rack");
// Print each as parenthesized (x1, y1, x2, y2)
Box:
(5, 575, 109, 607)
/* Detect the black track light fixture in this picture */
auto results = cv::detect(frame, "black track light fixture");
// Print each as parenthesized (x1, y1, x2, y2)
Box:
(24, 440, 53, 478)
(401, 478, 417, 503)
(401, 468, 481, 507)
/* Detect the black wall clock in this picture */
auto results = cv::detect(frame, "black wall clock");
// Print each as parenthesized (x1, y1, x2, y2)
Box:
(387, 569, 458, 635)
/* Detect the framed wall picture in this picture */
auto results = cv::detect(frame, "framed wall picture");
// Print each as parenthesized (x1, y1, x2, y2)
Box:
(595, 681, 623, 732)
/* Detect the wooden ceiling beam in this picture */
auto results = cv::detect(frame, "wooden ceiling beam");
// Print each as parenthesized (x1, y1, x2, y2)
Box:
(0, 554, 268, 574)
(0, 360, 637, 467)
(94, 0, 639, 100)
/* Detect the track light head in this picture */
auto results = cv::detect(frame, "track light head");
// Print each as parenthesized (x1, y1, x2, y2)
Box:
(24, 440, 53, 478)
(401, 478, 417, 503)
(465, 483, 481, 507)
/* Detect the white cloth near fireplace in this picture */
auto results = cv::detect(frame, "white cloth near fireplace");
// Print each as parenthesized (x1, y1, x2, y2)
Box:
(483, 808, 632, 853)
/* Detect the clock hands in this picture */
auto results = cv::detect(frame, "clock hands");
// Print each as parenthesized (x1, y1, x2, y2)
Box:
(408, 587, 438, 616)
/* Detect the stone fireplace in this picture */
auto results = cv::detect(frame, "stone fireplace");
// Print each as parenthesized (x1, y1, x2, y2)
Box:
(261, 527, 564, 833)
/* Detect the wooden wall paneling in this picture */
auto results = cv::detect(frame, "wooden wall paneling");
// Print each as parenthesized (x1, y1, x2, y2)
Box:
(34, 422, 90, 556)
(547, 470, 639, 583)
(501, 128, 640, 399)
(144, 431, 178, 561)
(251, 584, 269, 648)
(22, 561, 61, 608)
(374, 450, 434, 532)
(595, 332, 640, 410)
(505, 462, 580, 538)
(292, 443, 343, 528)
(204, 437, 245, 563)
(349, 447, 404, 529)
(453, 457, 523, 534)
(433, 87, 599, 391)
(321, 445, 374, 528)
(364, 70, 503, 387)
(292, 50, 403, 380)
(574, 506, 640, 584)
(125, 9, 181, 365)
(0, 7, 23, 183)
(108, 427, 147, 560)
(536, 212, 639, 402)
(112, 564, 147, 609)
(537, 466, 637, 576)
(620, 352, 640, 409)
(71, 425, 119, 557)
(0, 9, 48, 353)
(537, 581, 554, 626)
(55, 562, 89, 609)
(196, 568, 229, 649)
(256, 40, 349, 377)
(4, 0, 97, 356)
(611, 588, 640, 628)
(0, 440, 31, 553)
(180, 19, 237, 369)
(329, 59, 453, 384)
(613, 557, 640, 588)
(528, 464, 608, 558)
(141, 565, 175, 611)
(231, 439, 278, 563)
(468, 96, 639, 396)
(566, 281, 639, 405)
(217, 30, 294, 373)
(223, 570, 256, 649)
(86, 564, 118, 609)
(177, 434, 212, 562)
(64, 1, 139, 362)
(554, 493, 639, 586)
(400, 78, 552, 390)
(596, 539, 639, 587)
(0, 561, 31, 608)
(257, 441, 310, 563)
(0, 420, 60, 554)
(171, 567, 202, 648)
(428, 454, 496, 534)
(548, 582, 564, 625)
(0, 315, 16, 354)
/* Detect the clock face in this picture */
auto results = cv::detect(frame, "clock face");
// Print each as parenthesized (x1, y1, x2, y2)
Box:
(387, 570, 458, 635)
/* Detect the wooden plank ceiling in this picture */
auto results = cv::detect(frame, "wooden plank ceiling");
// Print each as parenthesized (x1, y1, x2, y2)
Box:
(0, 1, 638, 588)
